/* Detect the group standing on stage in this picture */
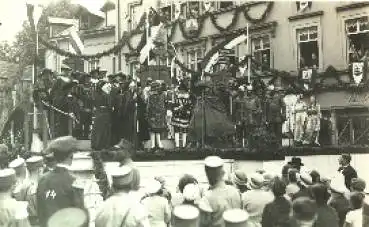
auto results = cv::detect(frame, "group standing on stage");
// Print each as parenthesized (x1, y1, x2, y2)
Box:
(33, 67, 322, 151)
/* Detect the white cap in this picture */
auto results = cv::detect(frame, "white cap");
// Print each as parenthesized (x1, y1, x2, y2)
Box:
(8, 158, 25, 169)
(173, 204, 200, 220)
(204, 156, 223, 168)
(223, 209, 249, 223)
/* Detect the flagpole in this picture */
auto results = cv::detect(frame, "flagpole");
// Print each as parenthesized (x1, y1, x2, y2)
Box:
(247, 23, 251, 84)
(33, 29, 39, 134)
(146, 8, 150, 67)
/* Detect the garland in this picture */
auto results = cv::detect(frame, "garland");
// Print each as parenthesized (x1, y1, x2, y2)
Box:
(209, 7, 240, 32)
(243, 2, 274, 23)
(28, 3, 274, 60)
(178, 17, 206, 40)
(91, 151, 111, 200)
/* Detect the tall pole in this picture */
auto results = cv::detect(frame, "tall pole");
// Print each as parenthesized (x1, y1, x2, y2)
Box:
(117, 0, 122, 71)
(33, 30, 39, 132)
(247, 23, 251, 84)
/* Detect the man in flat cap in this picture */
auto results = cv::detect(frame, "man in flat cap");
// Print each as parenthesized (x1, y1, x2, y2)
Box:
(200, 156, 242, 227)
(36, 136, 85, 227)
(95, 166, 150, 227)
(0, 168, 31, 227)
(338, 153, 357, 190)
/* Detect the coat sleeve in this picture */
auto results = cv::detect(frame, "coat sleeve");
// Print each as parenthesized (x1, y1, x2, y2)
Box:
(261, 204, 272, 227)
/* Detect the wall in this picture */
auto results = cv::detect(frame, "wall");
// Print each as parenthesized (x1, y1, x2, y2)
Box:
(116, 1, 369, 73)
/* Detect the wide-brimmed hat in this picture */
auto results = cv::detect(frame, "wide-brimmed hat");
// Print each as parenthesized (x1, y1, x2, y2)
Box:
(232, 170, 247, 186)
(288, 157, 304, 167)
(247, 173, 264, 190)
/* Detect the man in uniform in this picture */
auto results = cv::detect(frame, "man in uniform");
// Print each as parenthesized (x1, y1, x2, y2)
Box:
(78, 73, 93, 140)
(36, 136, 84, 227)
(200, 156, 242, 227)
(0, 168, 31, 227)
(95, 166, 150, 227)
(266, 84, 286, 148)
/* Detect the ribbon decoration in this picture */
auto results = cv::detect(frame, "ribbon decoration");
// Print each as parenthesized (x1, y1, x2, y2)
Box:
(41, 100, 79, 123)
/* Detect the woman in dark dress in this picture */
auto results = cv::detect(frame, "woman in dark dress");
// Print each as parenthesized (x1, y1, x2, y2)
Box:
(91, 81, 112, 150)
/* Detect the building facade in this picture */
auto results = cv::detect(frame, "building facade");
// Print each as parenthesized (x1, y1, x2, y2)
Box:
(45, 1, 116, 74)
(116, 1, 369, 146)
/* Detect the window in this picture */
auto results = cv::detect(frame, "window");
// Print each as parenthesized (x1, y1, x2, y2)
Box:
(88, 59, 99, 72)
(186, 47, 204, 76)
(181, 1, 202, 19)
(252, 35, 271, 70)
(129, 4, 140, 31)
(345, 16, 369, 63)
(79, 14, 89, 30)
(212, 38, 237, 72)
(297, 26, 319, 69)
(159, 0, 173, 21)
(217, 1, 234, 10)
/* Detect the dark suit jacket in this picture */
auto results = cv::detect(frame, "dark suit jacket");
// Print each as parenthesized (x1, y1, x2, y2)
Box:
(340, 165, 357, 190)
(262, 196, 291, 227)
(36, 166, 84, 227)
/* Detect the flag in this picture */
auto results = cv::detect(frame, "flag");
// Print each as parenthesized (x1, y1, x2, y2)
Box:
(26, 2, 43, 27)
(68, 26, 84, 54)
(139, 8, 164, 64)
(204, 33, 247, 72)
(48, 17, 84, 54)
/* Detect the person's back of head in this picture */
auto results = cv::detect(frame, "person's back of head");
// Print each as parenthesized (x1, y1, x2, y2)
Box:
(311, 183, 330, 206)
(178, 174, 198, 193)
(350, 178, 366, 193)
(272, 176, 287, 197)
(309, 170, 320, 184)
(46, 136, 77, 164)
(292, 197, 317, 223)
(350, 192, 364, 210)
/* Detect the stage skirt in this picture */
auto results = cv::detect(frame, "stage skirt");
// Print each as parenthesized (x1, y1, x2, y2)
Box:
(189, 96, 235, 144)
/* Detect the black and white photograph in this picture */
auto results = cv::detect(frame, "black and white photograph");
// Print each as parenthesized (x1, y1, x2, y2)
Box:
(0, 0, 369, 226)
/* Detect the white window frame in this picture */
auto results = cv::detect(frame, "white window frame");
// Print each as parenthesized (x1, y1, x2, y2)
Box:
(129, 4, 140, 31)
(345, 16, 369, 63)
(339, 9, 369, 66)
(186, 46, 204, 76)
(88, 59, 100, 72)
(251, 34, 271, 69)
(291, 19, 322, 70)
(296, 26, 319, 69)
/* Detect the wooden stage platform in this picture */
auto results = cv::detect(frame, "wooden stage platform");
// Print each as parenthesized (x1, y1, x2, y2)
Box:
(75, 140, 369, 162)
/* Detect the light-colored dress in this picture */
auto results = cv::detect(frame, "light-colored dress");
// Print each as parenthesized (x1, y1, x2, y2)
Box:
(141, 195, 171, 227)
